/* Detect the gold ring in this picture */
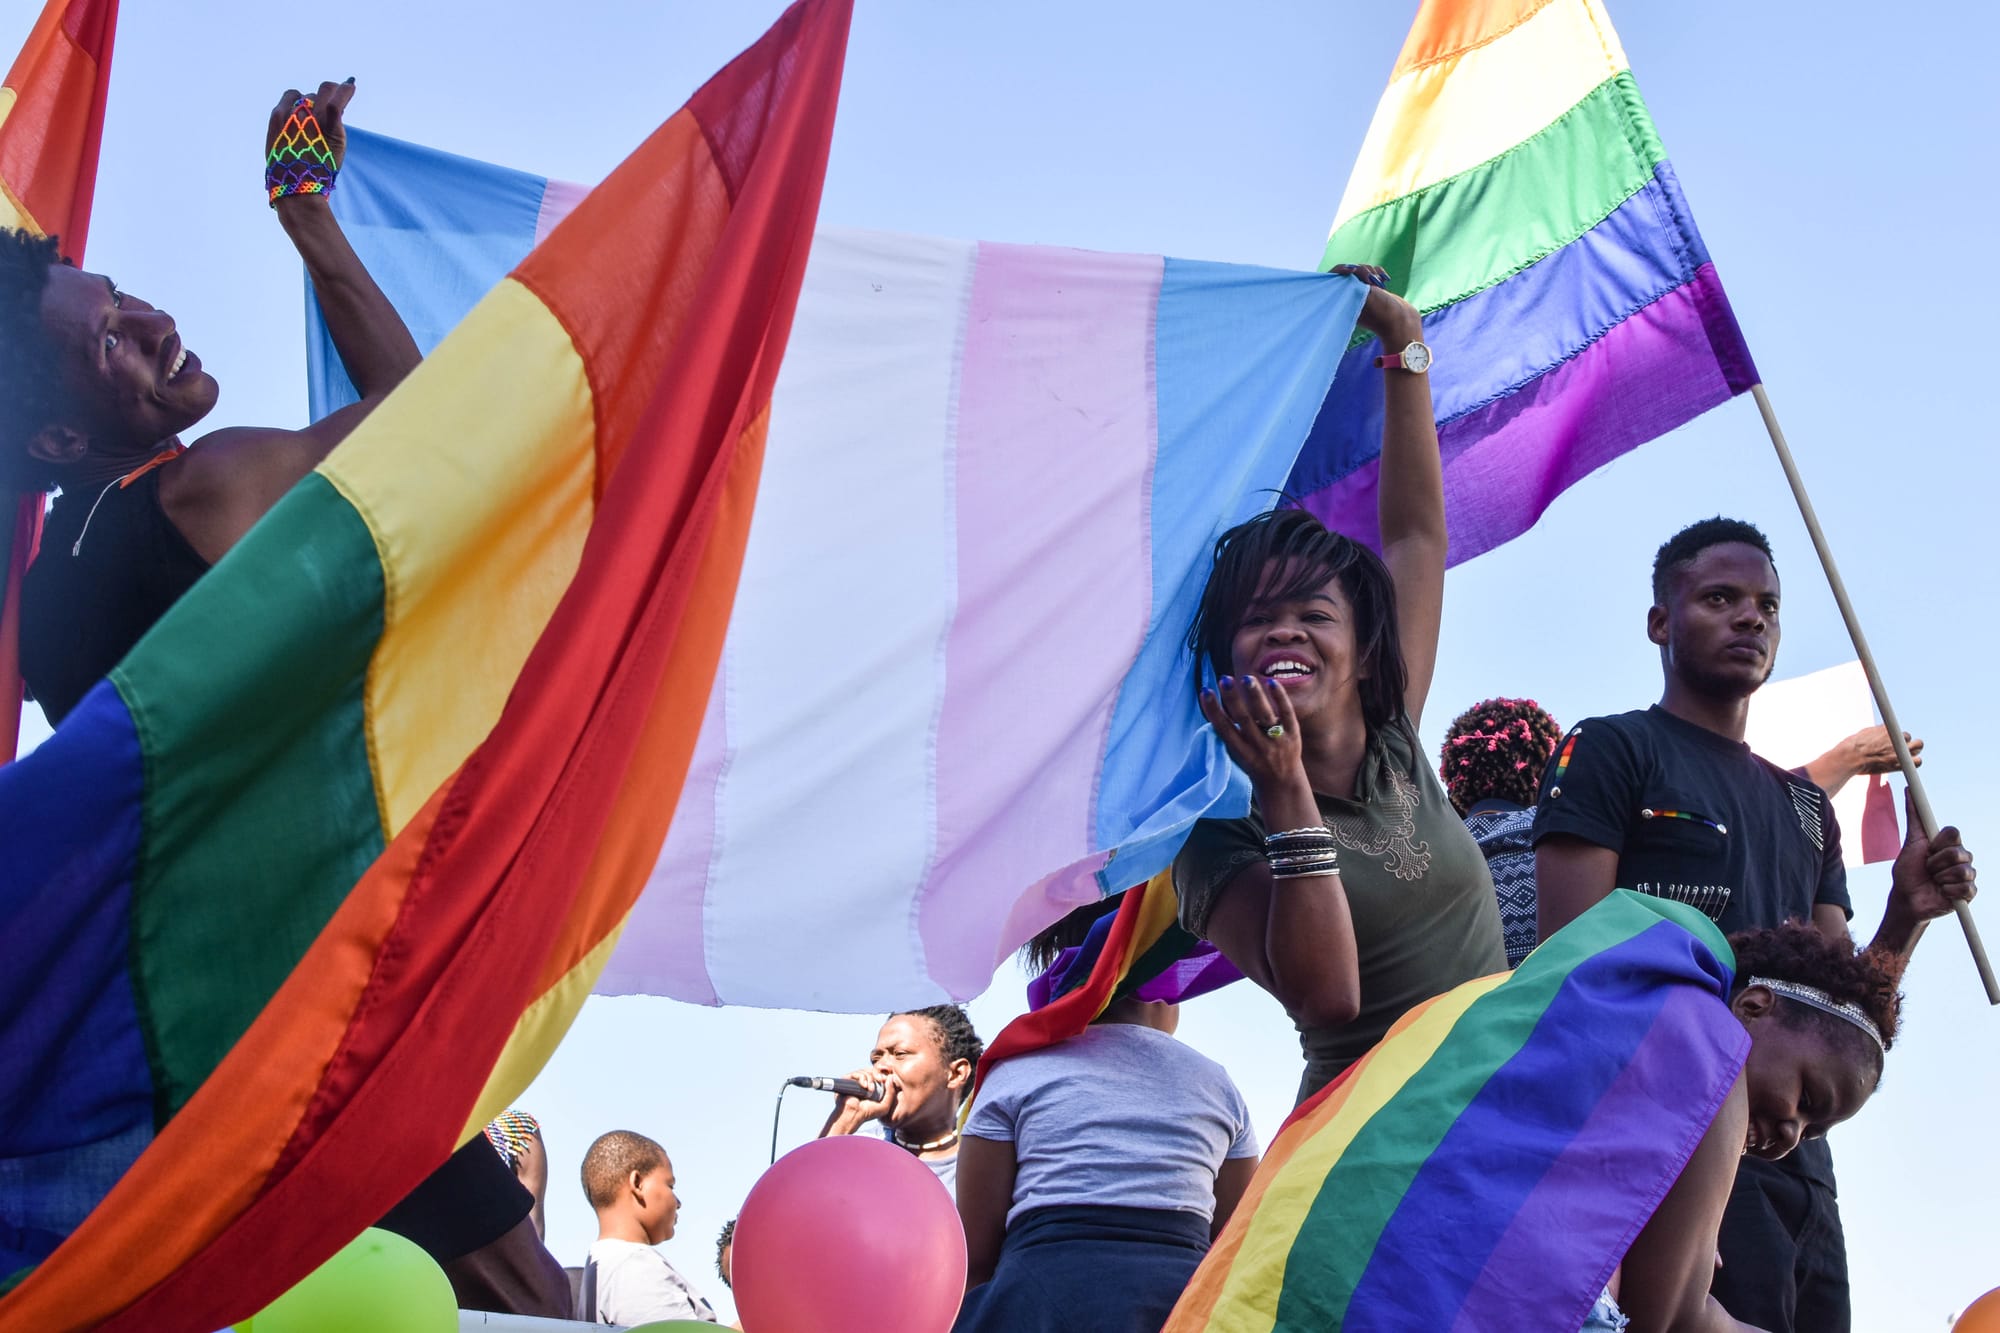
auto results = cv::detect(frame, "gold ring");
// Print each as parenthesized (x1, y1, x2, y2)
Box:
(1266, 724, 1285, 739)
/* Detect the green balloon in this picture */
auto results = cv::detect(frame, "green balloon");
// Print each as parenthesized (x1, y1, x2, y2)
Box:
(241, 1227, 456, 1333)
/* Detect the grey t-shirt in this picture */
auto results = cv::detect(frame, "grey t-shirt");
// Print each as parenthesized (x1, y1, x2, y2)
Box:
(586, 1238, 717, 1325)
(964, 1023, 1258, 1227)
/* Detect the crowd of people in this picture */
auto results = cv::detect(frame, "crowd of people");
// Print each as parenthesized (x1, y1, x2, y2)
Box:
(0, 78, 1980, 1333)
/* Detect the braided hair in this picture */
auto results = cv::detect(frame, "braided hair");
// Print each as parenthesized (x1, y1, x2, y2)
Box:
(1439, 697, 1561, 816)
(1728, 922, 1905, 1080)
(0, 228, 67, 493)
(892, 1003, 985, 1103)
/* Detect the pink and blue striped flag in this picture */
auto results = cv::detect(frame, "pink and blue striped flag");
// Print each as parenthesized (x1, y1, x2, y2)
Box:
(308, 129, 1366, 1010)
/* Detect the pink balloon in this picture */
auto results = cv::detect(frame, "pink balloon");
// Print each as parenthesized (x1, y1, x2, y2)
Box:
(734, 1135, 966, 1333)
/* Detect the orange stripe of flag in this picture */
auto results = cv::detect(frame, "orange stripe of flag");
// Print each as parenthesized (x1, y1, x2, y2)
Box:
(70, 5, 845, 1327)
(1391, 0, 1549, 78)
(1164, 990, 1456, 1328)
(0, 0, 117, 254)
(0, 787, 451, 1330)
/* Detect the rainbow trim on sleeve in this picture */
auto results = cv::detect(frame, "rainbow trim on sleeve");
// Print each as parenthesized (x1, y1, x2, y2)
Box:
(1163, 891, 1749, 1333)
(0, 0, 118, 760)
(1285, 0, 1758, 564)
(0, 2, 850, 1327)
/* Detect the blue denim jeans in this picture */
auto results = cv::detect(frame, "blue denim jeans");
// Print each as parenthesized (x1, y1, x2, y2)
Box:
(1579, 1290, 1630, 1332)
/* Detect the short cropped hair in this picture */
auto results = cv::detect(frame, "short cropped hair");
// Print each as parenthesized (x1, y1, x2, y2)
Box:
(716, 1217, 736, 1287)
(1439, 697, 1562, 815)
(580, 1129, 666, 1210)
(0, 228, 67, 493)
(1728, 922, 1905, 1083)
(1652, 517, 1775, 603)
(892, 1004, 984, 1101)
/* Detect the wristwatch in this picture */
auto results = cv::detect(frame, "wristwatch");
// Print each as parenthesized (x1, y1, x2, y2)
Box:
(1375, 340, 1434, 373)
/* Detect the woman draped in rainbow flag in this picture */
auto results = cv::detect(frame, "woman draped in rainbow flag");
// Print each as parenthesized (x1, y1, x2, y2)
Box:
(1162, 890, 1903, 1332)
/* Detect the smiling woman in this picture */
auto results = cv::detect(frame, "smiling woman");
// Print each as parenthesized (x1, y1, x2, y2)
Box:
(1172, 271, 1506, 1103)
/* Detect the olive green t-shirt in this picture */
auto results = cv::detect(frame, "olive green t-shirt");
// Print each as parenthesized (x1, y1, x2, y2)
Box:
(1173, 720, 1506, 1101)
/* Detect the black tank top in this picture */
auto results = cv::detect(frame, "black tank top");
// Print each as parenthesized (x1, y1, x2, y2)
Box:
(20, 466, 212, 726)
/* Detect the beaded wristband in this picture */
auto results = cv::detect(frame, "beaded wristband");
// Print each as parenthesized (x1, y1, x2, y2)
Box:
(267, 96, 338, 206)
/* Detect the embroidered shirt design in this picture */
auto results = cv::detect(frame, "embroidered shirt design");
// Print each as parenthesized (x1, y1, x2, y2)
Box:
(1329, 765, 1432, 881)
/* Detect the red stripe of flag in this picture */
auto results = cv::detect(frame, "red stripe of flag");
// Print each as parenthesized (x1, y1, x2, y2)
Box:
(0, 0, 119, 759)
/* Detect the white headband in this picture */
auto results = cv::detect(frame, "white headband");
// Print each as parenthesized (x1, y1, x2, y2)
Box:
(1745, 976, 1886, 1055)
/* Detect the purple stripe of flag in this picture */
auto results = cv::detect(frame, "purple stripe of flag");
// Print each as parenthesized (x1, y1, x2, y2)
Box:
(1306, 264, 1744, 563)
(1448, 981, 1749, 1331)
(1342, 918, 1745, 1330)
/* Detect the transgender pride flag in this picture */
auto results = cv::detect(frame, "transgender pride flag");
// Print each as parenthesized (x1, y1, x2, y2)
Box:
(309, 129, 1365, 1010)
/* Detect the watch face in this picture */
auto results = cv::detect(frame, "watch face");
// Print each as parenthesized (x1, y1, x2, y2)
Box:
(1403, 341, 1433, 373)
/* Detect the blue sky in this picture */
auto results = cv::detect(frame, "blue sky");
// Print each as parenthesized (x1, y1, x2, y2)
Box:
(11, 1, 1998, 1324)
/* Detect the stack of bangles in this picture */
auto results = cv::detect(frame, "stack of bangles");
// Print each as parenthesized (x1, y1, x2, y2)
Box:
(1266, 825, 1340, 880)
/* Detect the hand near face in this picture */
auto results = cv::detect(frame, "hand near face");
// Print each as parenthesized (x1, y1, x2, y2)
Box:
(1201, 675, 1307, 793)
(831, 1065, 894, 1129)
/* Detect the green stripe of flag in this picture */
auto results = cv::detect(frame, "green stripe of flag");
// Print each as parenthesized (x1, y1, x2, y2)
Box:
(1319, 72, 1667, 314)
(113, 472, 388, 1119)
(1271, 893, 1696, 1327)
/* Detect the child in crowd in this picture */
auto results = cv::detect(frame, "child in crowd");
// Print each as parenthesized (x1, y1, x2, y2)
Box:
(819, 1005, 985, 1196)
(953, 918, 1259, 1333)
(1440, 697, 1562, 968)
(578, 1130, 717, 1325)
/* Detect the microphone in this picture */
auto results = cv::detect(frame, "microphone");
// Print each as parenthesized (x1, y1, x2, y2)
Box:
(788, 1075, 886, 1101)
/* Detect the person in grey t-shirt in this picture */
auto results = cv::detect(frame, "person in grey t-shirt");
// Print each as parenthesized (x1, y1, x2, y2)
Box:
(952, 999, 1258, 1333)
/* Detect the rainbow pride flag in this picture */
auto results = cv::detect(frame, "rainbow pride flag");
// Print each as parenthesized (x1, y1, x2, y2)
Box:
(962, 870, 1240, 1125)
(305, 133, 1371, 1011)
(1163, 891, 1749, 1333)
(0, 0, 118, 759)
(0, 2, 849, 1327)
(1286, 0, 1758, 563)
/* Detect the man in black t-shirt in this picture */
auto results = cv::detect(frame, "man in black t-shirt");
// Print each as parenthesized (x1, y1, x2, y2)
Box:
(1533, 517, 1977, 1333)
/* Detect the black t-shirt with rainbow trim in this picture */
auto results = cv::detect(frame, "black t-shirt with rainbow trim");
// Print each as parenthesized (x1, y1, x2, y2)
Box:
(1531, 704, 1852, 1189)
(1530, 704, 1851, 937)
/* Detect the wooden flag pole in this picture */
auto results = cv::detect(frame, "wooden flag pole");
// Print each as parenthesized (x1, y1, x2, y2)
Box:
(1750, 383, 1998, 1003)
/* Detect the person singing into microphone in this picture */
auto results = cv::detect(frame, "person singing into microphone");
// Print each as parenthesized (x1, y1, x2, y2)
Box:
(818, 1005, 985, 1197)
